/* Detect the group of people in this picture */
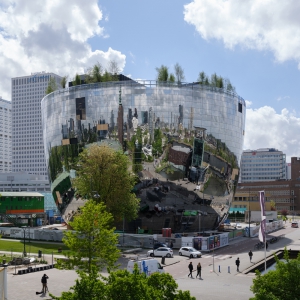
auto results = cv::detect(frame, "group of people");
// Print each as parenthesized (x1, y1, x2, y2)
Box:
(187, 249, 255, 277)
(188, 262, 202, 279)
(235, 250, 254, 272)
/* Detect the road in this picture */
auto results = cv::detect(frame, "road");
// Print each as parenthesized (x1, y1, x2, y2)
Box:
(3, 225, 299, 300)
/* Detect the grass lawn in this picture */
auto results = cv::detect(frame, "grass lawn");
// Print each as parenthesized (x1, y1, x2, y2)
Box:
(0, 239, 69, 255)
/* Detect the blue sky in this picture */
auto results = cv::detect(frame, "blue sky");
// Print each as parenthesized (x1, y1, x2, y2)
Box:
(1, 0, 300, 161)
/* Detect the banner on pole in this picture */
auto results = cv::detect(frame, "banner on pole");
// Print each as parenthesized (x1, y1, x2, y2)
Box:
(258, 191, 266, 243)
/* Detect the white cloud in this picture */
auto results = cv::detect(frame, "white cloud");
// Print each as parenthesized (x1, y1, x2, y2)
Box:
(245, 100, 252, 108)
(0, 0, 126, 100)
(184, 0, 300, 68)
(277, 96, 290, 102)
(244, 106, 300, 162)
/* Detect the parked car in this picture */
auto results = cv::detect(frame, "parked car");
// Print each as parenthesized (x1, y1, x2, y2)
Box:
(147, 247, 173, 258)
(179, 247, 202, 258)
(154, 242, 167, 249)
(291, 222, 299, 228)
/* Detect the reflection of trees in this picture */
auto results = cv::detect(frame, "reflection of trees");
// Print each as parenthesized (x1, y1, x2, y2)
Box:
(204, 134, 238, 169)
(49, 144, 82, 182)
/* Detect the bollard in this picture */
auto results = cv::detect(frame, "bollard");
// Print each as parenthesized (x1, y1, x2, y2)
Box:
(219, 265, 221, 272)
(228, 266, 230, 273)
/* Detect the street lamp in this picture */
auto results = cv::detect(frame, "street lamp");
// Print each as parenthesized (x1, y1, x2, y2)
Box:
(248, 189, 251, 238)
(21, 226, 28, 257)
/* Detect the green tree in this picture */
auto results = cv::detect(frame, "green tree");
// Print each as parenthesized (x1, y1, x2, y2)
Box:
(156, 65, 169, 82)
(102, 70, 113, 82)
(56, 201, 119, 274)
(86, 63, 103, 83)
(174, 63, 185, 84)
(250, 249, 300, 300)
(61, 76, 68, 88)
(52, 265, 196, 300)
(73, 144, 139, 221)
(152, 129, 163, 157)
(169, 73, 175, 83)
(45, 77, 58, 94)
(72, 74, 81, 86)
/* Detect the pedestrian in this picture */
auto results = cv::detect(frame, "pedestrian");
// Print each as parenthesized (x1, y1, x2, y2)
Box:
(235, 257, 240, 272)
(266, 242, 269, 250)
(41, 274, 49, 294)
(196, 262, 202, 279)
(188, 262, 193, 278)
(170, 241, 173, 249)
(248, 250, 253, 262)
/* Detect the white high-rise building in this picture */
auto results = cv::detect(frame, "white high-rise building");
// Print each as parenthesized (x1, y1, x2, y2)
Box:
(11, 72, 62, 178)
(240, 148, 286, 182)
(0, 97, 12, 172)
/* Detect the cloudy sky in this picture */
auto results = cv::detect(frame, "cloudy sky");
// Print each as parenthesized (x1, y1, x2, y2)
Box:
(1, 0, 300, 161)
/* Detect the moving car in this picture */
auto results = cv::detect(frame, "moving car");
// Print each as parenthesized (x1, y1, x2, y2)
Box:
(147, 247, 173, 258)
(179, 247, 202, 258)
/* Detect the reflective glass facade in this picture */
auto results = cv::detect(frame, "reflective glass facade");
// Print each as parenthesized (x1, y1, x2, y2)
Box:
(41, 80, 246, 166)
(41, 80, 246, 230)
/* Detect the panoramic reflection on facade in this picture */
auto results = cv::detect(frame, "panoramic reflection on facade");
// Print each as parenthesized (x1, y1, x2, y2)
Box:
(41, 80, 246, 232)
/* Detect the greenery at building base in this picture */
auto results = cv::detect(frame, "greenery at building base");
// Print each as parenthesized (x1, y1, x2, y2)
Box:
(51, 264, 196, 300)
(56, 201, 119, 274)
(73, 145, 140, 221)
(250, 248, 300, 300)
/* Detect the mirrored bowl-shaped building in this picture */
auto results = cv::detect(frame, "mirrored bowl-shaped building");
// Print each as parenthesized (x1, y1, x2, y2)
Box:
(41, 80, 246, 232)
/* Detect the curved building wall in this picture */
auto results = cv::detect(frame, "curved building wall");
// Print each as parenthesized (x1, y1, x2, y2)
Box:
(41, 80, 246, 166)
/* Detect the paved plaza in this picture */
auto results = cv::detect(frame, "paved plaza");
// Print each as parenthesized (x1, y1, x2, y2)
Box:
(3, 225, 300, 299)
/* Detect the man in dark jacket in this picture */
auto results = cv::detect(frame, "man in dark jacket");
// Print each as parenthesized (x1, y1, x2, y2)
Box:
(235, 257, 240, 272)
(248, 250, 253, 262)
(41, 274, 49, 294)
(188, 262, 194, 278)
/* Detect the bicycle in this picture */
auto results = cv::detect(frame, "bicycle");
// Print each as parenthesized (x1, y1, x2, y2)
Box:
(254, 242, 264, 250)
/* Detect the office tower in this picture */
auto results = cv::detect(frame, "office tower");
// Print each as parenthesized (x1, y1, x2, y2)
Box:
(141, 111, 148, 125)
(240, 148, 286, 182)
(149, 107, 153, 143)
(117, 88, 124, 148)
(11, 72, 62, 178)
(0, 97, 12, 172)
(127, 108, 133, 129)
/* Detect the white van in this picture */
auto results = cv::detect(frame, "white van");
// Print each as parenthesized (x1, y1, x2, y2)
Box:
(127, 258, 164, 277)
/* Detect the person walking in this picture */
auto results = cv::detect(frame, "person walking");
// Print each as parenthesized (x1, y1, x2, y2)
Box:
(235, 257, 240, 272)
(196, 262, 202, 279)
(41, 274, 49, 294)
(248, 250, 253, 262)
(170, 241, 173, 249)
(188, 262, 194, 278)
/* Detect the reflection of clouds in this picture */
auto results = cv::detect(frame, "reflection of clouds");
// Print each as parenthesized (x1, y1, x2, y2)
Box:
(42, 83, 245, 165)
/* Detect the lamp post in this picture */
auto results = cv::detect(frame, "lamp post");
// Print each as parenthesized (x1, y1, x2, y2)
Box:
(248, 189, 251, 238)
(21, 226, 28, 257)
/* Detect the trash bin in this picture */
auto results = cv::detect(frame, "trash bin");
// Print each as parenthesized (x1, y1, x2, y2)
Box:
(38, 250, 42, 258)
(161, 256, 165, 264)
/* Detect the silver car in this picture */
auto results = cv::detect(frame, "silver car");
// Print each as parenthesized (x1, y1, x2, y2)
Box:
(179, 247, 202, 258)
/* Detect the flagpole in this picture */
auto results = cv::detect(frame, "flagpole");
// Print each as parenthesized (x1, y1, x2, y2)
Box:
(264, 226, 266, 271)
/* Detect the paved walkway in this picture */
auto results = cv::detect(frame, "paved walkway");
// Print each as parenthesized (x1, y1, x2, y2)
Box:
(3, 226, 300, 299)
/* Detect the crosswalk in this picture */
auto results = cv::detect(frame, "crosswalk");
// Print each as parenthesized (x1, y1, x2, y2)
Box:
(201, 254, 232, 260)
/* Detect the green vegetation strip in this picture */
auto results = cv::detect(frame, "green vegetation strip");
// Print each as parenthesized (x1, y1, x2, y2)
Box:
(0, 240, 69, 255)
